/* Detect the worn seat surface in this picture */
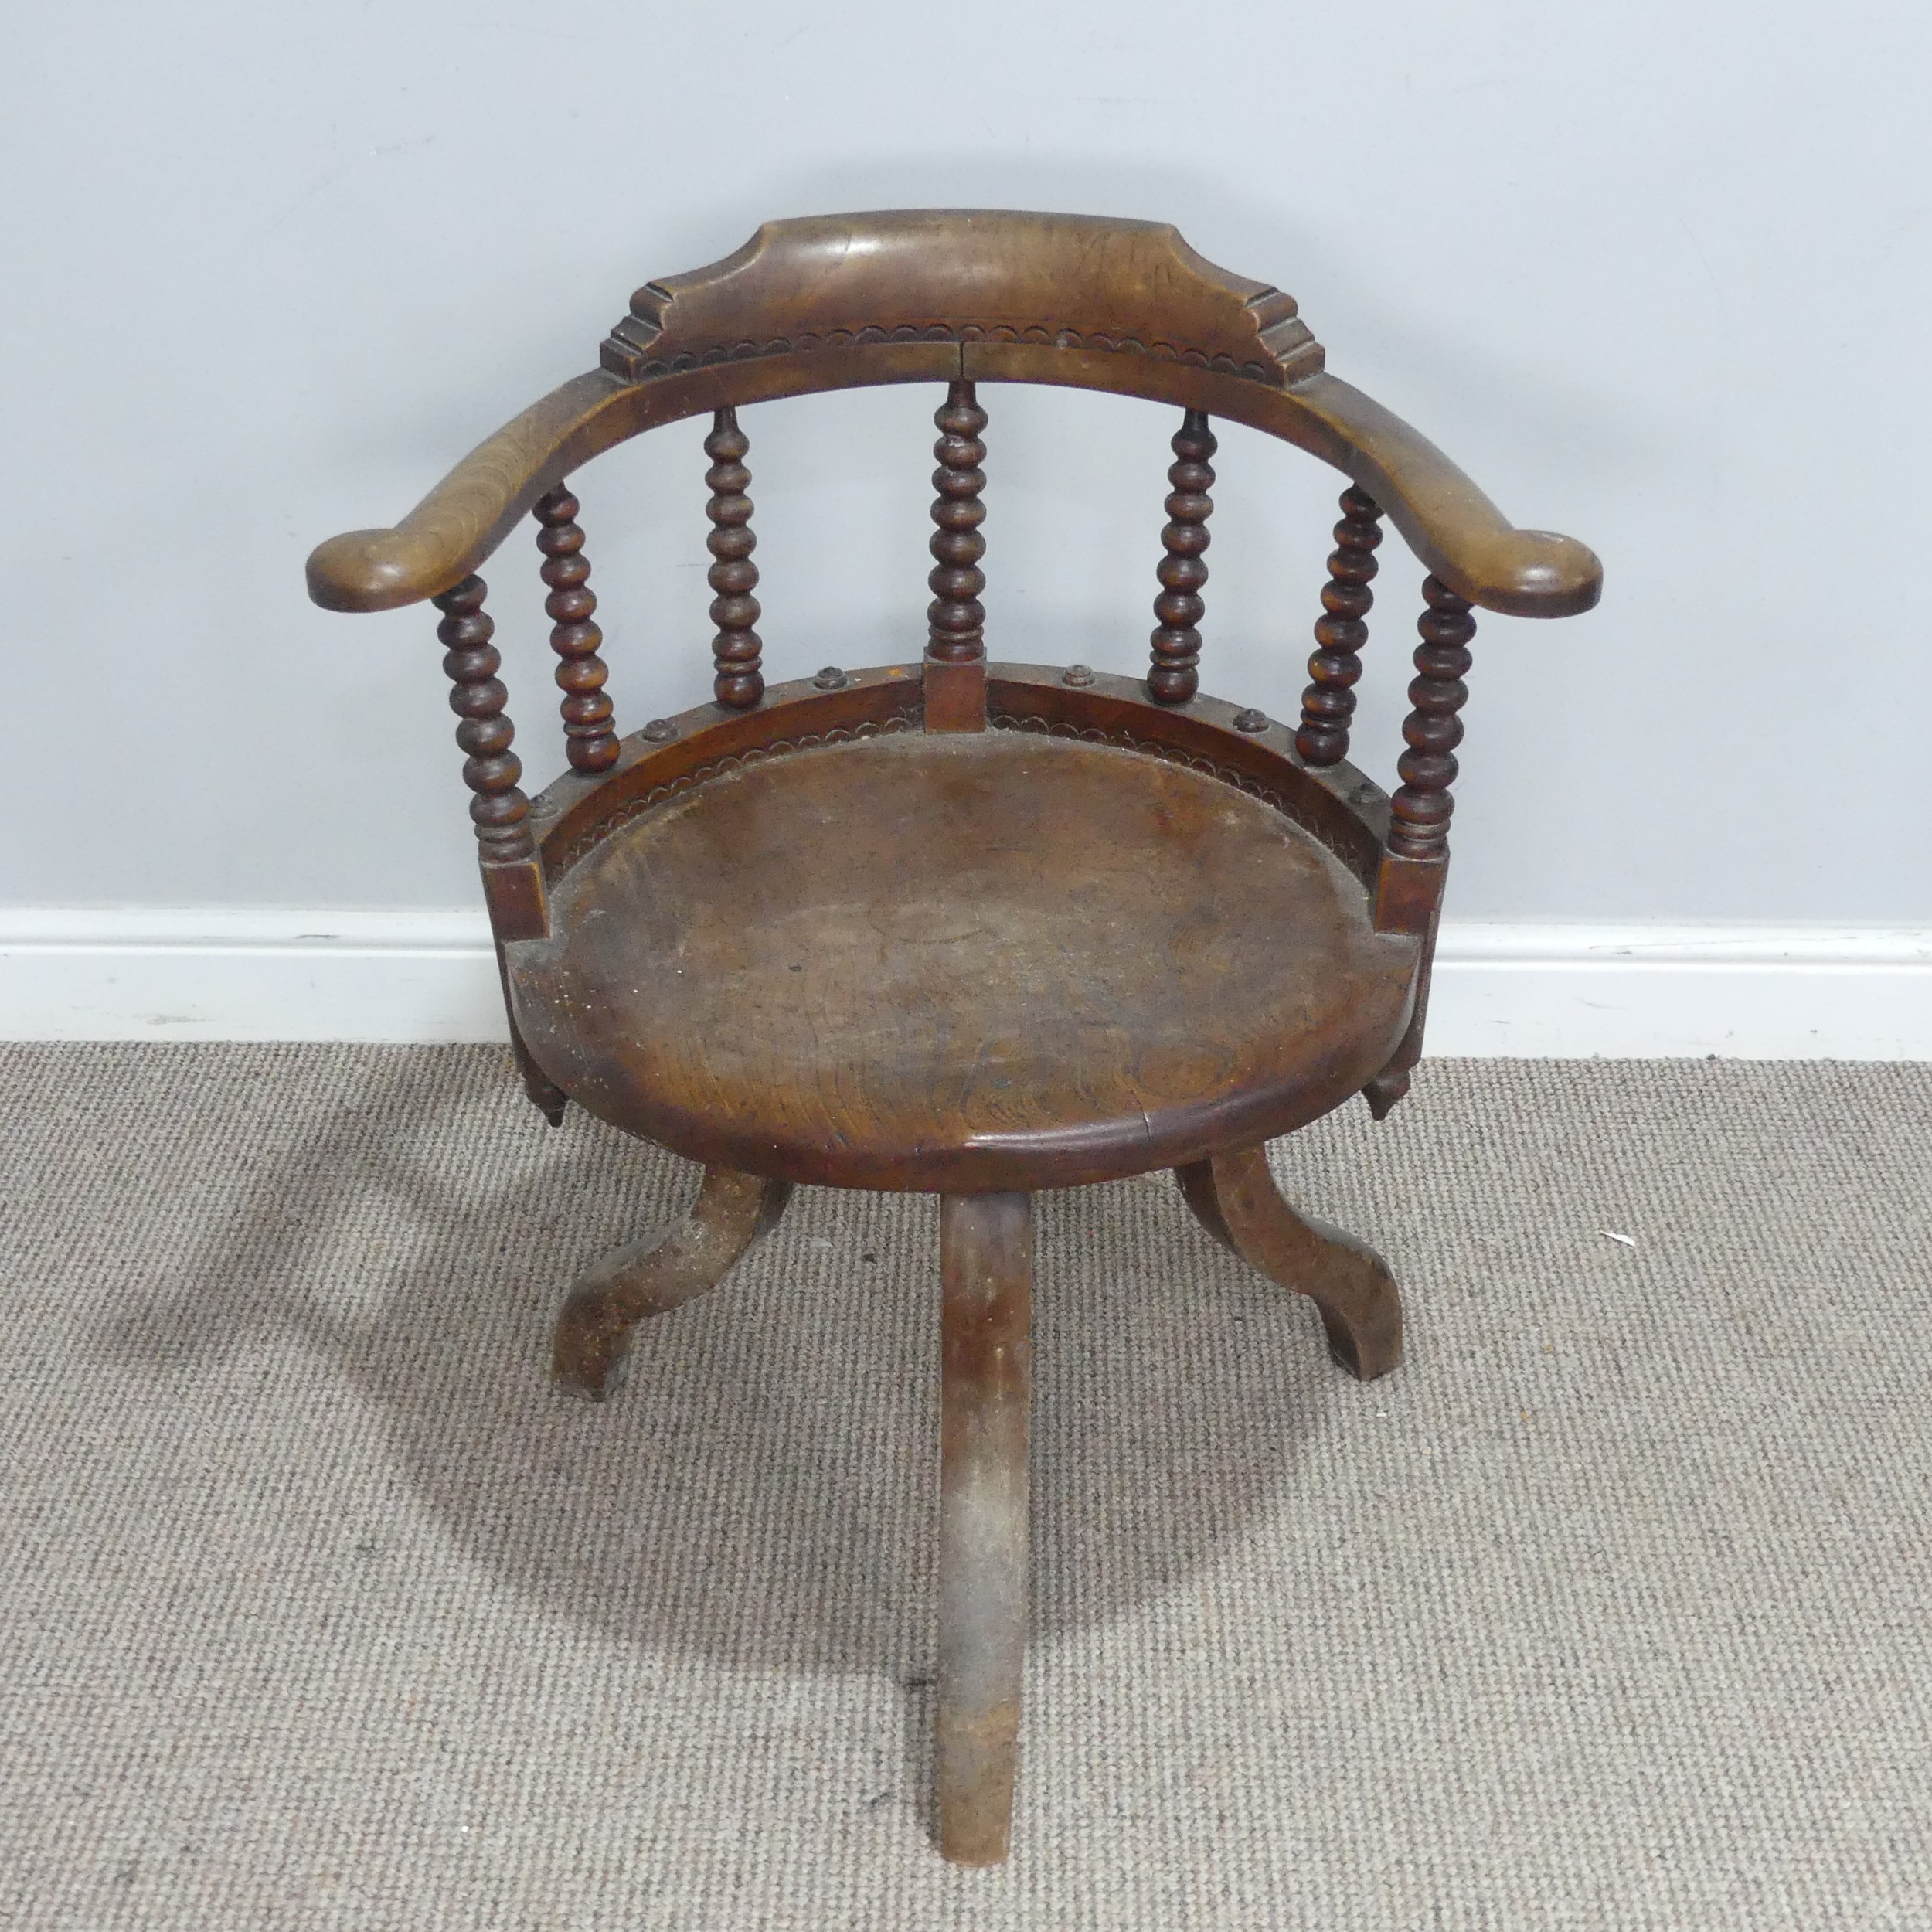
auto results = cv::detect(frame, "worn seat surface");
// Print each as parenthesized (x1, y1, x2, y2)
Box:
(509, 720, 1418, 1193)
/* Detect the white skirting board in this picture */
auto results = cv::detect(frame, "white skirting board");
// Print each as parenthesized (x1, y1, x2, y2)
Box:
(1, 908, 1928, 1058)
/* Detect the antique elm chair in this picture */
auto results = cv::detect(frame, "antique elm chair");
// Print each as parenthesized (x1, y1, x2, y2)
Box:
(306, 210, 1600, 1865)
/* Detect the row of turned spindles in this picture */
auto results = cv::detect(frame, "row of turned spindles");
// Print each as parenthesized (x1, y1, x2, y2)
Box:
(1138, 423, 1474, 862)
(1131, 430, 1474, 863)
(432, 403, 1475, 870)
(1289, 486, 1475, 863)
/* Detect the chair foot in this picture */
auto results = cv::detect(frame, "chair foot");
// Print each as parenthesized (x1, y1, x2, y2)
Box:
(553, 1168, 791, 1400)
(1175, 1145, 1402, 1380)
(508, 1012, 570, 1124)
(524, 1073, 570, 1127)
(1362, 1068, 1410, 1120)
(936, 1192, 1032, 1866)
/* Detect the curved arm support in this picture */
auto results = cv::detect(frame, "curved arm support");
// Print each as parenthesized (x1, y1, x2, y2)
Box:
(306, 354, 1602, 624)
(308, 370, 633, 613)
(1267, 373, 1601, 620)
(304, 342, 963, 614)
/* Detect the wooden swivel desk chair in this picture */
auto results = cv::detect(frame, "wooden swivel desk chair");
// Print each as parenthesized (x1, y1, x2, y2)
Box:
(307, 210, 1601, 1864)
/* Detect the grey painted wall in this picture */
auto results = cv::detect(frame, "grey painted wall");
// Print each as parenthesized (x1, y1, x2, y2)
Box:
(3, 2, 1925, 922)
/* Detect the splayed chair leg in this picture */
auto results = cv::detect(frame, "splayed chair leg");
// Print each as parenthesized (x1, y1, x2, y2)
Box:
(936, 1191, 1033, 1866)
(553, 1167, 791, 1400)
(1176, 1145, 1402, 1381)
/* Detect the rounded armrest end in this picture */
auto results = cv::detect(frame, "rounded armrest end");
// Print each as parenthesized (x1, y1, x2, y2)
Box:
(306, 529, 460, 614)
(1478, 529, 1603, 620)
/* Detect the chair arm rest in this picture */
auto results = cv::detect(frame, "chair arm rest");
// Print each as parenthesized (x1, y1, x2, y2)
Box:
(304, 359, 1603, 624)
(305, 370, 630, 613)
(1281, 373, 1601, 619)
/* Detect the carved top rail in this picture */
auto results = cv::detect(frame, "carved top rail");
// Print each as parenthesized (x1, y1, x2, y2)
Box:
(600, 210, 1321, 386)
(306, 209, 1601, 622)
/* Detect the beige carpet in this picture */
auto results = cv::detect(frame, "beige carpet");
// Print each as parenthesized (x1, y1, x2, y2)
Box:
(2, 1047, 1929, 1930)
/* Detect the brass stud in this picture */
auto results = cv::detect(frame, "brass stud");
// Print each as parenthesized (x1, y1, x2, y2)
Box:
(1233, 708, 1270, 733)
(641, 718, 679, 743)
(1061, 664, 1096, 688)
(812, 666, 850, 691)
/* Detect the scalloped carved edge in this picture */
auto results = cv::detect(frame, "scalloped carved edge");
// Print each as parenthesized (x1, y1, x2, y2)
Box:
(599, 211, 1323, 389)
(603, 317, 1302, 386)
(551, 713, 923, 875)
(988, 712, 1311, 821)
(547, 702, 1371, 883)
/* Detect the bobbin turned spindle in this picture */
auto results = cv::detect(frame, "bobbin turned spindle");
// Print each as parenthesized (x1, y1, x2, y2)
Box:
(432, 575, 534, 863)
(1388, 575, 1478, 862)
(534, 488, 619, 772)
(705, 409, 766, 709)
(1296, 486, 1384, 766)
(924, 381, 988, 733)
(1147, 410, 1217, 704)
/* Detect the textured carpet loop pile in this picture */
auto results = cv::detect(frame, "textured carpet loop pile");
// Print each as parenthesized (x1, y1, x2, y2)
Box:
(1, 1046, 1928, 1930)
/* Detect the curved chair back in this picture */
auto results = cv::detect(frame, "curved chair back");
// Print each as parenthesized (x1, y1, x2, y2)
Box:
(309, 209, 1600, 621)
(305, 209, 1600, 968)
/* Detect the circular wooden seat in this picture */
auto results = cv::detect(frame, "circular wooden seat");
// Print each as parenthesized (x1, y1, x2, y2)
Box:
(510, 723, 1418, 1192)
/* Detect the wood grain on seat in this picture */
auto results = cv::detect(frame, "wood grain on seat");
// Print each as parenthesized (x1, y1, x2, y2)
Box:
(510, 726, 1418, 1192)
